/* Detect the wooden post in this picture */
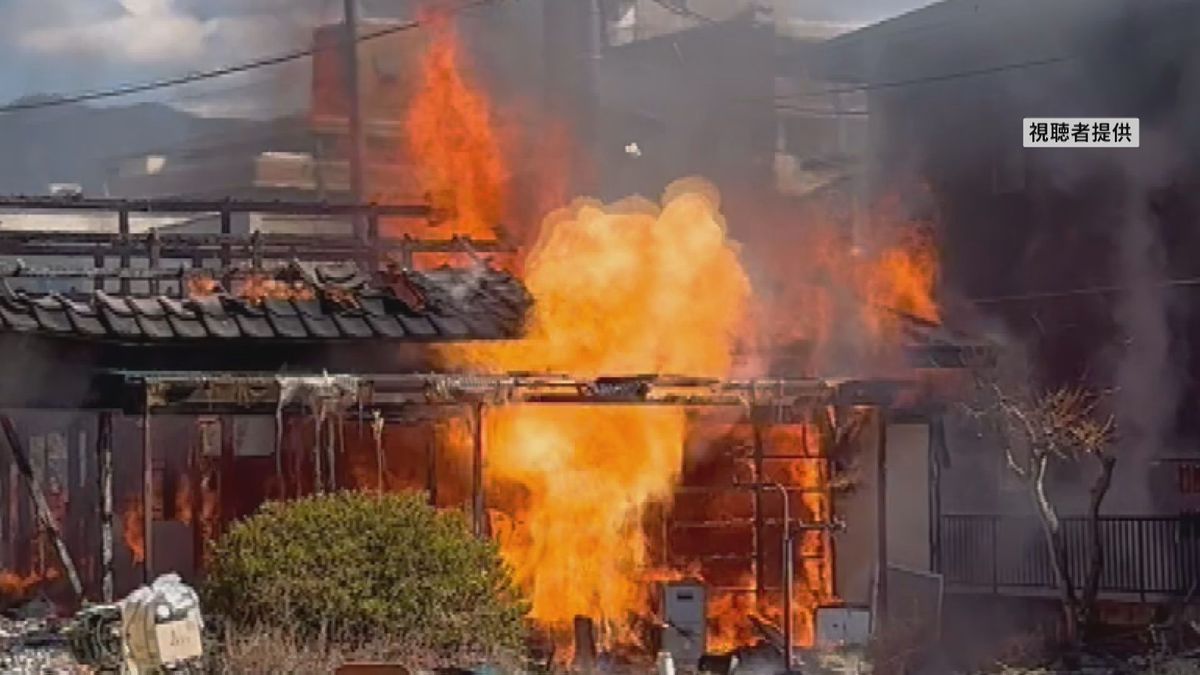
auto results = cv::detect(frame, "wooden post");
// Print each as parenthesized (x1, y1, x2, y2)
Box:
(190, 438, 205, 579)
(219, 416, 235, 534)
(0, 415, 83, 598)
(425, 425, 438, 507)
(751, 387, 766, 605)
(875, 407, 888, 635)
(572, 616, 597, 672)
(96, 412, 114, 602)
(472, 402, 486, 538)
(219, 204, 233, 290)
(142, 404, 153, 583)
(147, 229, 161, 296)
(118, 208, 131, 295)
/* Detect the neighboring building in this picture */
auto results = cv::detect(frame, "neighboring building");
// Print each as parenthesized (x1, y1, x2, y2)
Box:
(816, 0, 1200, 608)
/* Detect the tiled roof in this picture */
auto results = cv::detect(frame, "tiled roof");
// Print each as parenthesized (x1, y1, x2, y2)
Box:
(0, 263, 531, 343)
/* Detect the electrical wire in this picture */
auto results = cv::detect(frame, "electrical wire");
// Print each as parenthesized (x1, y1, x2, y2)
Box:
(776, 54, 1071, 100)
(970, 277, 1200, 305)
(0, 0, 497, 115)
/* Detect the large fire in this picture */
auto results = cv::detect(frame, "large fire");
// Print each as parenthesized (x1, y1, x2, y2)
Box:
(403, 10, 937, 657)
(443, 182, 752, 644)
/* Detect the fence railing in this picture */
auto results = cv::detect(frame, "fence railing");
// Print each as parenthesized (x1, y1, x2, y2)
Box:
(939, 514, 1200, 599)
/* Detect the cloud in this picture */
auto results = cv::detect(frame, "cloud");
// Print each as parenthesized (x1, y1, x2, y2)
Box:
(0, 0, 329, 116)
(20, 0, 212, 66)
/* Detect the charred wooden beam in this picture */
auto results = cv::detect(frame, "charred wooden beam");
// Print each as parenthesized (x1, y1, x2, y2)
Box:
(96, 412, 114, 602)
(0, 415, 83, 598)
(128, 373, 847, 415)
(572, 616, 597, 672)
(142, 404, 153, 583)
(472, 402, 486, 539)
(118, 208, 131, 295)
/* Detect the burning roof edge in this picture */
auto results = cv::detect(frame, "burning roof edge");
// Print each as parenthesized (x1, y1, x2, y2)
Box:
(94, 370, 948, 416)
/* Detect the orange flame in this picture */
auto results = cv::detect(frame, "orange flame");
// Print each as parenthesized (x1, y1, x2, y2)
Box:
(122, 497, 145, 564)
(445, 180, 752, 644)
(0, 568, 58, 602)
(747, 197, 940, 374)
(405, 15, 508, 241)
(185, 273, 316, 305)
(238, 275, 316, 304)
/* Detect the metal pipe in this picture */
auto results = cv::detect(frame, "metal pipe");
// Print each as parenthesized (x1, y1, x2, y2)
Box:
(738, 479, 793, 672)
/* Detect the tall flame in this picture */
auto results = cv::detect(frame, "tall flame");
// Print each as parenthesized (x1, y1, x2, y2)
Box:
(445, 181, 752, 641)
(406, 15, 508, 240)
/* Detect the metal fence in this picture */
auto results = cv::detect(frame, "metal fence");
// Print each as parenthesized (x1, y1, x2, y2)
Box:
(939, 514, 1200, 599)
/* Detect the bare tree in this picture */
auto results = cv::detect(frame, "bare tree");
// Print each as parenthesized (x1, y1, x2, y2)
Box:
(962, 348, 1116, 649)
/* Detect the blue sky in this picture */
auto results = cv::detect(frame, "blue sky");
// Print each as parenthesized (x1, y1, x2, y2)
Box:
(0, 0, 933, 118)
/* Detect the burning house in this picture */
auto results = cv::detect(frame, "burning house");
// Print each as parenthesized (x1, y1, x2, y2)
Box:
(0, 5, 995, 670)
(0, 193, 975, 662)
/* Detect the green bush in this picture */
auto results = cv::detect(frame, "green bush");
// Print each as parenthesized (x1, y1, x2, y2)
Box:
(203, 490, 528, 657)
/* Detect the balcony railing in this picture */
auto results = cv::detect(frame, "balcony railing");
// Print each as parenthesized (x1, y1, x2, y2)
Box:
(938, 514, 1200, 600)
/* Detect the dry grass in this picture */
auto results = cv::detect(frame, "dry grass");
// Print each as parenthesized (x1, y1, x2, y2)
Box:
(865, 620, 935, 675)
(205, 624, 519, 675)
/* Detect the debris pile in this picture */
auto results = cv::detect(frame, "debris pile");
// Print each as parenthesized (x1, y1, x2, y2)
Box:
(0, 574, 204, 675)
(0, 600, 84, 674)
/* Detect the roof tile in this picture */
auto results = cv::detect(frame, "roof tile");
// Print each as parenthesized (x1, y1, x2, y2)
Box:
(225, 299, 276, 340)
(158, 297, 208, 340)
(293, 298, 341, 339)
(186, 296, 241, 339)
(61, 296, 108, 338)
(262, 299, 310, 339)
(0, 266, 533, 344)
(0, 299, 36, 332)
(95, 292, 143, 340)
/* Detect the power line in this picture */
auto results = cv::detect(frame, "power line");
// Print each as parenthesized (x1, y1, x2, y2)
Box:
(970, 277, 1200, 305)
(777, 54, 1071, 100)
(0, 0, 497, 115)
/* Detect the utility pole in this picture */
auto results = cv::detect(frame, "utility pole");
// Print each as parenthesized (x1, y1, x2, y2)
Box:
(343, 0, 368, 221)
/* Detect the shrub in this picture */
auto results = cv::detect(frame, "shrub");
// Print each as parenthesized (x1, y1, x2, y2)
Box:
(203, 490, 528, 657)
